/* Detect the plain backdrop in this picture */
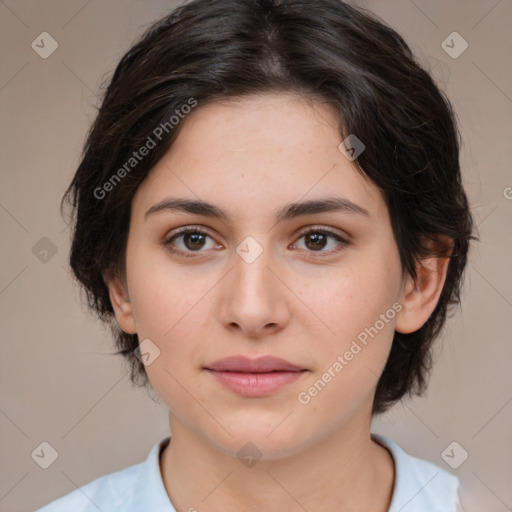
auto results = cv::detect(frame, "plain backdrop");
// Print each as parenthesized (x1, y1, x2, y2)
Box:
(1, 1, 511, 511)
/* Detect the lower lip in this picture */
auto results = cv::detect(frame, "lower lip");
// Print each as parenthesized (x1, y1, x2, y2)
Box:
(205, 370, 307, 397)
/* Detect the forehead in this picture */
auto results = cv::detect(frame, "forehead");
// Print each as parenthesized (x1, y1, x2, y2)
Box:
(174, 92, 341, 157)
(133, 92, 387, 224)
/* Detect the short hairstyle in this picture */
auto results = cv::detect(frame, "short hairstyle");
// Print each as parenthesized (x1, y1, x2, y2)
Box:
(62, 0, 477, 414)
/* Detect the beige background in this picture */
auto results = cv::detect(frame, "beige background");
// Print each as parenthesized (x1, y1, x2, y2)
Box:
(1, 1, 511, 511)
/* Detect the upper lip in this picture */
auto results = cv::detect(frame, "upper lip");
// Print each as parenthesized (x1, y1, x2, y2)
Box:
(205, 355, 305, 373)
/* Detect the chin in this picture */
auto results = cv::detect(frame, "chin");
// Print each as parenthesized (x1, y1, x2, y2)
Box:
(203, 416, 320, 462)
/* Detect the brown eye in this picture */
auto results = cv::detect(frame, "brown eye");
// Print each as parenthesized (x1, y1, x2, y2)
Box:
(304, 232, 329, 251)
(164, 227, 219, 257)
(181, 232, 207, 250)
(293, 227, 350, 256)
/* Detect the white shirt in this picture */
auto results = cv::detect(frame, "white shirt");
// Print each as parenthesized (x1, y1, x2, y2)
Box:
(35, 434, 461, 511)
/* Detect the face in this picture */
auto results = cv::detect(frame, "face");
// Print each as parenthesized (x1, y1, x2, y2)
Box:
(109, 92, 419, 460)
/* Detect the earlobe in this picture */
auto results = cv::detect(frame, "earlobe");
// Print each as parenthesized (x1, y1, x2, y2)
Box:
(105, 272, 137, 335)
(395, 237, 452, 334)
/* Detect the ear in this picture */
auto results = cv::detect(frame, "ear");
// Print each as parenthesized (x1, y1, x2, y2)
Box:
(395, 236, 453, 334)
(104, 271, 137, 335)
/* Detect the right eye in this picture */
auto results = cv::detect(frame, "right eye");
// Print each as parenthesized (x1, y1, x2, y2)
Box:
(163, 226, 222, 257)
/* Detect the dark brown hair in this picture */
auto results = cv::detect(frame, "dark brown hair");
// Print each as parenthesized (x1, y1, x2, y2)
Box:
(62, 0, 476, 414)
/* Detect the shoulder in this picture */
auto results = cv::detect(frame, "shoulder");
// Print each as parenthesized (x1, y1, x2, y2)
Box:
(34, 437, 173, 512)
(34, 460, 143, 512)
(372, 434, 461, 512)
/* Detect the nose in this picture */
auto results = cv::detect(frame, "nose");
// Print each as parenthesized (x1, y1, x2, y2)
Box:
(217, 244, 291, 339)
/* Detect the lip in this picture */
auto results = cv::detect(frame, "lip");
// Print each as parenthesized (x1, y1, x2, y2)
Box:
(204, 356, 308, 397)
(205, 355, 305, 373)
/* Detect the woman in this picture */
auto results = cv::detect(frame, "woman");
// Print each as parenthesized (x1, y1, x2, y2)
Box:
(37, 0, 475, 510)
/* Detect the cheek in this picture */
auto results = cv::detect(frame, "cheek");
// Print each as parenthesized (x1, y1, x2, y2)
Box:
(128, 264, 209, 414)
(126, 242, 200, 335)
(126, 248, 214, 369)
(296, 266, 399, 421)
(306, 253, 400, 343)
(298, 251, 401, 411)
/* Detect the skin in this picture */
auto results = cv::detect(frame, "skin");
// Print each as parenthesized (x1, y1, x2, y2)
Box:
(107, 92, 450, 512)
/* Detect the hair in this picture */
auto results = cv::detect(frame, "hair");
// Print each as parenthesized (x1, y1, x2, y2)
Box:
(61, 0, 477, 414)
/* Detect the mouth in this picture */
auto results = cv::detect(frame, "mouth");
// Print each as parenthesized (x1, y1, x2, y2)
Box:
(204, 355, 309, 397)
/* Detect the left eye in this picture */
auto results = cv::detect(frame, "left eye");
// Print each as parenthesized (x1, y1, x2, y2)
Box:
(163, 226, 349, 257)
(292, 228, 349, 254)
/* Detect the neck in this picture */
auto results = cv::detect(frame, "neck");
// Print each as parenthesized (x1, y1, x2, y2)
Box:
(160, 412, 395, 512)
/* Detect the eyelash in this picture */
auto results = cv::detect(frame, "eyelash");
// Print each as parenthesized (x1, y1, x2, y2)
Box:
(163, 225, 350, 259)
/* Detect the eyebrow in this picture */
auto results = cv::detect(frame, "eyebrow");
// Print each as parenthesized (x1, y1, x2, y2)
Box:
(144, 196, 371, 221)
